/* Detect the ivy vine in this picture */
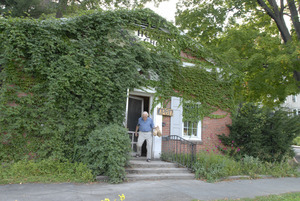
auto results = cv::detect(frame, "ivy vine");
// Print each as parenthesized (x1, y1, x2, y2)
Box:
(0, 8, 235, 162)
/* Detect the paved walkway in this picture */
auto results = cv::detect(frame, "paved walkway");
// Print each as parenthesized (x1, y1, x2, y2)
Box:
(1, 177, 300, 201)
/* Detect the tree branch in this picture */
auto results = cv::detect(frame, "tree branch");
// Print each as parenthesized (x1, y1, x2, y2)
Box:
(283, 12, 292, 17)
(258, 0, 292, 42)
(268, 0, 279, 15)
(257, 0, 276, 19)
(280, 0, 285, 15)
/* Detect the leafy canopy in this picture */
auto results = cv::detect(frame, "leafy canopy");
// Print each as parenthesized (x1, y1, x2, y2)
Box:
(176, 0, 300, 106)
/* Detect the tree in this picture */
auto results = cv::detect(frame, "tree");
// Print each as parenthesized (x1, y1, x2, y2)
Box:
(0, 0, 149, 18)
(175, 0, 300, 106)
(0, 0, 55, 18)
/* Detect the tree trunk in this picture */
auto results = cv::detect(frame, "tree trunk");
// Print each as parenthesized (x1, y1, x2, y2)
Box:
(287, 0, 300, 40)
(56, 0, 68, 18)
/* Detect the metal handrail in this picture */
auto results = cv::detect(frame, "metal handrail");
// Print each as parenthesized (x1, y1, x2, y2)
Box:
(162, 135, 196, 170)
(128, 131, 137, 155)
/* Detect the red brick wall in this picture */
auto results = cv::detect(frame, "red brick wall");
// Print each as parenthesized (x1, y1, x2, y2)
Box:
(161, 98, 232, 154)
(197, 109, 231, 152)
(162, 100, 171, 137)
(161, 100, 171, 153)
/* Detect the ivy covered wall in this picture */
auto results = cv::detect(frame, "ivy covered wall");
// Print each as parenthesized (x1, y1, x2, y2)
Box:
(0, 9, 181, 162)
(0, 9, 236, 162)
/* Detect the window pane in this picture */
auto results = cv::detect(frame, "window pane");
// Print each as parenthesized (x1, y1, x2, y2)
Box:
(184, 128, 188, 136)
(188, 127, 192, 136)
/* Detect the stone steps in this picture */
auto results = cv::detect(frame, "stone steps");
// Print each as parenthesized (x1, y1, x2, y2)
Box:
(126, 167, 190, 174)
(125, 158, 195, 181)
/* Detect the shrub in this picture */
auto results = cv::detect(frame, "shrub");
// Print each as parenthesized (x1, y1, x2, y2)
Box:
(0, 159, 94, 184)
(162, 151, 299, 182)
(218, 103, 300, 162)
(192, 151, 241, 182)
(82, 124, 131, 183)
(293, 136, 300, 146)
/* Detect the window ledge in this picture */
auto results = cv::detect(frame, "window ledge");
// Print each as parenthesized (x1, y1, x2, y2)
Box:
(183, 137, 203, 144)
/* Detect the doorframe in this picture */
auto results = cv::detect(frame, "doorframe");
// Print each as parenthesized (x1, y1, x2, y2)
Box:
(125, 88, 162, 159)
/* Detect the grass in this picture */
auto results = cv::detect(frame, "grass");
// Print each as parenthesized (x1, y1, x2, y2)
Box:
(192, 192, 300, 201)
(162, 151, 300, 182)
(0, 159, 95, 184)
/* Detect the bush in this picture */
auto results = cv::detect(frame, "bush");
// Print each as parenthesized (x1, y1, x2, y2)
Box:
(218, 103, 300, 162)
(162, 150, 299, 182)
(293, 136, 300, 146)
(82, 124, 131, 183)
(0, 159, 94, 184)
(192, 151, 241, 182)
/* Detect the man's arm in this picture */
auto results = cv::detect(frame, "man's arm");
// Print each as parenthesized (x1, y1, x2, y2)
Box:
(135, 125, 139, 137)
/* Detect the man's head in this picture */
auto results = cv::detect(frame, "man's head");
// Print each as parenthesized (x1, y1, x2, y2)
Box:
(142, 111, 148, 120)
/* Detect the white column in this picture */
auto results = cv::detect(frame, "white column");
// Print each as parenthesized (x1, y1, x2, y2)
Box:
(152, 102, 162, 159)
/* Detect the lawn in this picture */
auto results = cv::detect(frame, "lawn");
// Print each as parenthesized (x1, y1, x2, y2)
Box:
(192, 192, 300, 201)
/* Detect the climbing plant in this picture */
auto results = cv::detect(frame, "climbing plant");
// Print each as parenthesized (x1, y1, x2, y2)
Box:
(0, 8, 235, 162)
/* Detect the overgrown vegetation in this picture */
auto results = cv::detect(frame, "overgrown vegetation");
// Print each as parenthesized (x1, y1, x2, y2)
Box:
(162, 151, 299, 182)
(82, 124, 131, 183)
(218, 103, 300, 162)
(0, 9, 181, 163)
(0, 159, 94, 184)
(0, 8, 238, 184)
(293, 137, 300, 146)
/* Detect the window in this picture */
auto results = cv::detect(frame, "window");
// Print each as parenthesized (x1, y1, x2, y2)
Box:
(293, 109, 300, 116)
(292, 95, 297, 102)
(170, 97, 202, 140)
(183, 121, 198, 137)
(182, 102, 202, 139)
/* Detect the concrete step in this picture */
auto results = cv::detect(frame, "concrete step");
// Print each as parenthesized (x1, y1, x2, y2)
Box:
(126, 173, 195, 181)
(126, 158, 195, 181)
(97, 159, 195, 182)
(128, 159, 178, 168)
(126, 167, 190, 174)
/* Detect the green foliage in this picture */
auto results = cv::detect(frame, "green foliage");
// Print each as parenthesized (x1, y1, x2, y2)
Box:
(0, 9, 182, 162)
(293, 137, 300, 146)
(178, 67, 234, 122)
(213, 192, 300, 201)
(176, 0, 300, 106)
(0, 9, 236, 163)
(163, 151, 299, 182)
(218, 103, 300, 162)
(0, 159, 94, 184)
(82, 124, 131, 183)
(193, 151, 240, 182)
(0, 0, 56, 18)
(0, 0, 150, 18)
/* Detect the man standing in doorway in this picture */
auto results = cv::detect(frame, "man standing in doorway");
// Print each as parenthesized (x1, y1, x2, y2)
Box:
(135, 111, 156, 162)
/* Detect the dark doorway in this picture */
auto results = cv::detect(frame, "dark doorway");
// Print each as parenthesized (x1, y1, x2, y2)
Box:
(127, 95, 150, 156)
(127, 97, 143, 132)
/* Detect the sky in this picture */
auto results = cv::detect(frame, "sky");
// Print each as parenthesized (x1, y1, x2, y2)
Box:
(145, 0, 178, 23)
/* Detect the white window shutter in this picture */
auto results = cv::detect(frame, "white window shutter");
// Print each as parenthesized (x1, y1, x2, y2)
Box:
(170, 97, 183, 136)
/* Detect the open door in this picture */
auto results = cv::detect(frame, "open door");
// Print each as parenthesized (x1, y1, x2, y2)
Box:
(127, 96, 144, 154)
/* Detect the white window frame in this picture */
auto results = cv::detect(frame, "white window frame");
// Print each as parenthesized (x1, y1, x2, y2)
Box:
(182, 120, 202, 141)
(170, 97, 202, 141)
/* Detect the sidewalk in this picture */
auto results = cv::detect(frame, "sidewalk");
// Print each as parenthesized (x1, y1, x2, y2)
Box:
(1, 177, 300, 201)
